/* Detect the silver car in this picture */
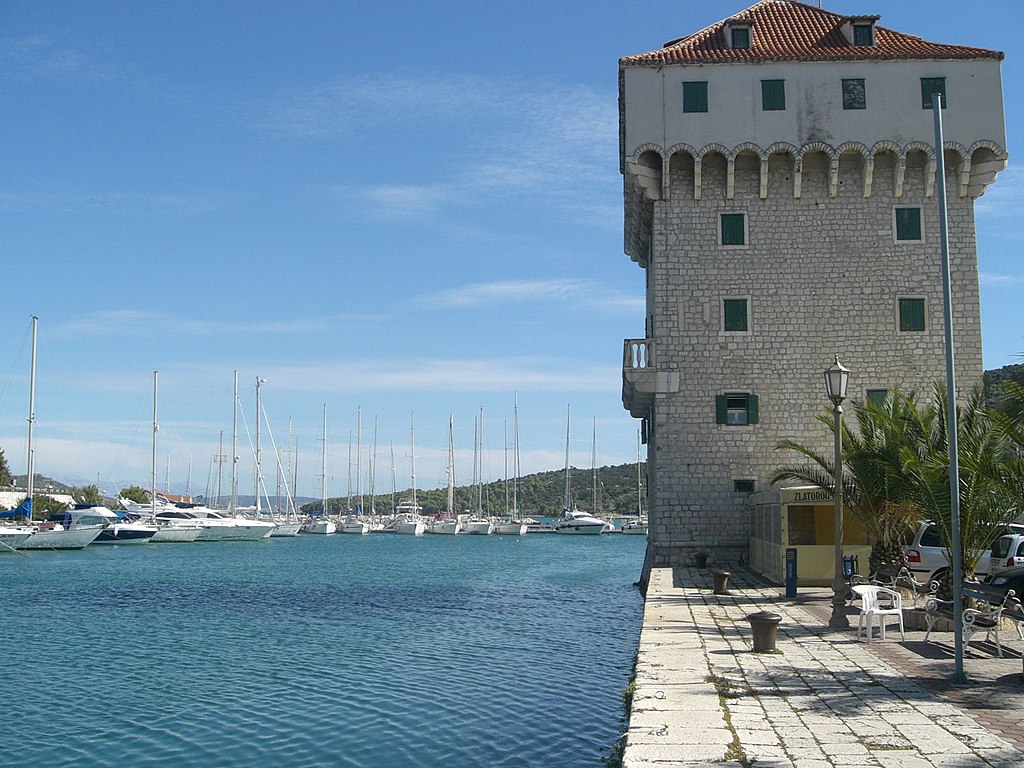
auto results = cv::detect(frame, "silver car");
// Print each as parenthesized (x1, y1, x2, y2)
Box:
(904, 521, 1024, 583)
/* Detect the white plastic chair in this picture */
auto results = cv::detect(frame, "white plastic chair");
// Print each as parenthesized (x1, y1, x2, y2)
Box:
(852, 584, 905, 642)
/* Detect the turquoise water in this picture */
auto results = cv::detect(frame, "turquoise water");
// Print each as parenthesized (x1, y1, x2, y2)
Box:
(0, 533, 645, 767)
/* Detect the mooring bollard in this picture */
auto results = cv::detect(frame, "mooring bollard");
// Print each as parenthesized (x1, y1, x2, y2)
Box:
(710, 568, 730, 595)
(747, 611, 783, 653)
(695, 551, 709, 569)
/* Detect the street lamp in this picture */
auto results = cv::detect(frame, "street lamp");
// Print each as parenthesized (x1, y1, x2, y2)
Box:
(824, 354, 850, 629)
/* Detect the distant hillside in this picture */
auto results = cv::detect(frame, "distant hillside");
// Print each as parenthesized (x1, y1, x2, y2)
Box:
(301, 462, 646, 518)
(984, 362, 1024, 411)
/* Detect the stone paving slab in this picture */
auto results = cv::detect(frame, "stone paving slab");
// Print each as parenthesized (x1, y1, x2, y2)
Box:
(622, 567, 1024, 768)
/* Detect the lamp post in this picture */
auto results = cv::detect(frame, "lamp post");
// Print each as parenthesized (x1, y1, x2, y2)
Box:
(824, 354, 851, 629)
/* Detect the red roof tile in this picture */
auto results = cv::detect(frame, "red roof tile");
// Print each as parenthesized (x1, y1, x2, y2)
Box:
(620, 0, 1003, 66)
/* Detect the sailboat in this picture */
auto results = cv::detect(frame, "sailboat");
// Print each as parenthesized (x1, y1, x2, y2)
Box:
(17, 317, 102, 550)
(341, 408, 370, 534)
(462, 407, 493, 535)
(306, 404, 337, 534)
(494, 397, 527, 535)
(552, 405, 604, 535)
(394, 413, 426, 535)
(428, 415, 462, 535)
(621, 430, 649, 535)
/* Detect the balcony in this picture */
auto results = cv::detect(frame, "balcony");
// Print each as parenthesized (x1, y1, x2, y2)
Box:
(622, 339, 656, 418)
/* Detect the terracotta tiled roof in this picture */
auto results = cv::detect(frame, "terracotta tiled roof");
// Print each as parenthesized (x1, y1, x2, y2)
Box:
(620, 0, 1003, 66)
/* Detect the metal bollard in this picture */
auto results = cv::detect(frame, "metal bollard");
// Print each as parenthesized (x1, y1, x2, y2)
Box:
(710, 568, 731, 595)
(747, 611, 783, 653)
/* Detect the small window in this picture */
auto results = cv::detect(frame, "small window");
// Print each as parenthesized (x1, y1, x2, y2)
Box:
(733, 479, 756, 493)
(866, 388, 888, 407)
(899, 298, 926, 332)
(853, 24, 874, 46)
(921, 77, 947, 109)
(716, 393, 759, 425)
(894, 207, 922, 241)
(842, 78, 866, 110)
(723, 298, 748, 332)
(682, 81, 708, 113)
(920, 524, 943, 548)
(731, 27, 751, 50)
(720, 213, 746, 246)
(761, 79, 785, 111)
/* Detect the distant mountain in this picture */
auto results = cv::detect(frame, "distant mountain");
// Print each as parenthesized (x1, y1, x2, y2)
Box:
(300, 462, 646, 518)
(9, 474, 76, 494)
(984, 362, 1024, 411)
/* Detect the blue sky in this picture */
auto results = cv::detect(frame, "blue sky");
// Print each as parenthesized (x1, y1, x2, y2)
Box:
(1, 1, 1021, 500)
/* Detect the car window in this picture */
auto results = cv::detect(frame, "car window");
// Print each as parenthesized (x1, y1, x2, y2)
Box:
(920, 525, 943, 548)
(992, 536, 1013, 559)
(1017, 540, 1024, 558)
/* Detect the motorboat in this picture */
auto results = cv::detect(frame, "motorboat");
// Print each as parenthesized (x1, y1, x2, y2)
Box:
(552, 509, 606, 535)
(54, 505, 158, 544)
(494, 520, 527, 536)
(462, 516, 493, 535)
(340, 516, 370, 535)
(428, 516, 461, 535)
(393, 504, 426, 536)
(19, 518, 103, 550)
(157, 505, 274, 541)
(620, 517, 648, 535)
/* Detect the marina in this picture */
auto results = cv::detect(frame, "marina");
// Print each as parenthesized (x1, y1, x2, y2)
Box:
(0, 529, 645, 767)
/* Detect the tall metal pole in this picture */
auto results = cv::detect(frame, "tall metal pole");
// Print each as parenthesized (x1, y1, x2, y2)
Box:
(25, 316, 38, 518)
(933, 90, 965, 682)
(829, 400, 849, 627)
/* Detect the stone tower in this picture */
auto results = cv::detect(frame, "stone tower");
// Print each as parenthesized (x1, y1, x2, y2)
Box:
(618, 0, 1007, 577)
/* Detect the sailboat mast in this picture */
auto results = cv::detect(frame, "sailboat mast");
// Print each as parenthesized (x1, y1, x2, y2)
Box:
(370, 415, 378, 515)
(25, 315, 37, 520)
(447, 414, 455, 517)
(592, 417, 597, 516)
(321, 404, 328, 517)
(356, 407, 362, 517)
(513, 394, 519, 518)
(390, 442, 396, 513)
(563, 404, 571, 511)
(637, 429, 643, 517)
(230, 370, 239, 514)
(410, 412, 417, 509)
(151, 370, 158, 523)
(255, 376, 264, 513)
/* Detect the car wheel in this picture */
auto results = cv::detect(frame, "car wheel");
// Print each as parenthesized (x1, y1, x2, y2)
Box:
(931, 567, 949, 583)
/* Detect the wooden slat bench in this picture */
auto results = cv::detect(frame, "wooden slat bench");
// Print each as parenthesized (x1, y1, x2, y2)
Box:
(924, 581, 1024, 657)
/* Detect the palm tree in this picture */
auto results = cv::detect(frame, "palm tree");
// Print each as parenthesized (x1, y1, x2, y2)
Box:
(773, 391, 925, 577)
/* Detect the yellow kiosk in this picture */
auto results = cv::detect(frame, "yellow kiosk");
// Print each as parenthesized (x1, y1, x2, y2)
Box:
(748, 485, 871, 586)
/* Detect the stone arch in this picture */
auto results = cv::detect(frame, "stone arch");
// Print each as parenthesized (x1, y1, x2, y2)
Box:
(731, 144, 764, 199)
(871, 140, 902, 198)
(797, 143, 835, 199)
(903, 142, 933, 198)
(836, 143, 870, 197)
(939, 142, 968, 197)
(628, 145, 665, 202)
(966, 140, 1008, 198)
(765, 143, 797, 199)
(696, 144, 730, 201)
(667, 144, 698, 200)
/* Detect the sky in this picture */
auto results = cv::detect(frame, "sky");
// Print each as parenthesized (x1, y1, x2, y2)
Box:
(1, 1, 1021, 501)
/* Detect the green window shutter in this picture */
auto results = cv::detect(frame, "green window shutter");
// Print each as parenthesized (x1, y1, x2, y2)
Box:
(842, 79, 866, 110)
(895, 207, 922, 241)
(683, 81, 708, 113)
(921, 77, 946, 109)
(721, 213, 745, 245)
(715, 395, 728, 424)
(723, 299, 748, 332)
(853, 24, 873, 46)
(761, 80, 785, 111)
(747, 394, 759, 424)
(731, 27, 750, 50)
(899, 298, 926, 332)
(866, 388, 888, 407)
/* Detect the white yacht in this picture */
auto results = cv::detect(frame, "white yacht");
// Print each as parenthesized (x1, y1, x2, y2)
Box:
(340, 516, 370, 535)
(305, 516, 337, 535)
(393, 503, 426, 536)
(58, 505, 158, 544)
(552, 508, 606, 535)
(462, 516, 494, 535)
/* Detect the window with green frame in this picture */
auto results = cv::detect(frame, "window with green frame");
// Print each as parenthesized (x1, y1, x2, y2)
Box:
(720, 213, 746, 246)
(842, 78, 866, 110)
(761, 79, 785, 111)
(731, 27, 751, 50)
(716, 393, 758, 425)
(921, 77, 946, 109)
(723, 298, 748, 332)
(895, 207, 922, 241)
(866, 388, 889, 407)
(682, 81, 708, 113)
(853, 24, 874, 46)
(899, 298, 926, 332)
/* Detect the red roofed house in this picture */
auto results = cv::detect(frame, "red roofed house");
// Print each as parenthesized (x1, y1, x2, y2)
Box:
(619, 0, 1007, 584)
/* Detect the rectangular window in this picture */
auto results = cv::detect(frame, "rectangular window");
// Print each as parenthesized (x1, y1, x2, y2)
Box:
(761, 79, 786, 111)
(720, 213, 746, 246)
(723, 298, 748, 332)
(853, 24, 874, 46)
(842, 78, 866, 110)
(682, 81, 708, 113)
(894, 207, 922, 241)
(921, 77, 947, 109)
(866, 388, 889, 407)
(899, 298, 926, 332)
(716, 393, 759, 425)
(733, 479, 756, 493)
(731, 27, 751, 50)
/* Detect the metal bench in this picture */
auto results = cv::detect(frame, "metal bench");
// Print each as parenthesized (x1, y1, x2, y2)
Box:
(924, 581, 1024, 657)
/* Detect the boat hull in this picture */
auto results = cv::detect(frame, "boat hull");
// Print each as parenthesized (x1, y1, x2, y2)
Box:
(305, 520, 337, 535)
(270, 522, 302, 537)
(394, 521, 425, 536)
(494, 522, 527, 536)
(462, 520, 493, 535)
(95, 525, 158, 544)
(0, 528, 33, 550)
(19, 527, 103, 550)
(151, 526, 203, 543)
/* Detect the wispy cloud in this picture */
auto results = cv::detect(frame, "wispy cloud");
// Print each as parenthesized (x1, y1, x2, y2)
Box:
(418, 279, 643, 312)
(0, 188, 234, 216)
(976, 164, 1024, 219)
(52, 310, 368, 339)
(0, 35, 118, 83)
(979, 272, 1024, 286)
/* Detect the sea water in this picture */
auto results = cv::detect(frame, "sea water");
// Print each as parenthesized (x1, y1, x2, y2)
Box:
(0, 533, 645, 767)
